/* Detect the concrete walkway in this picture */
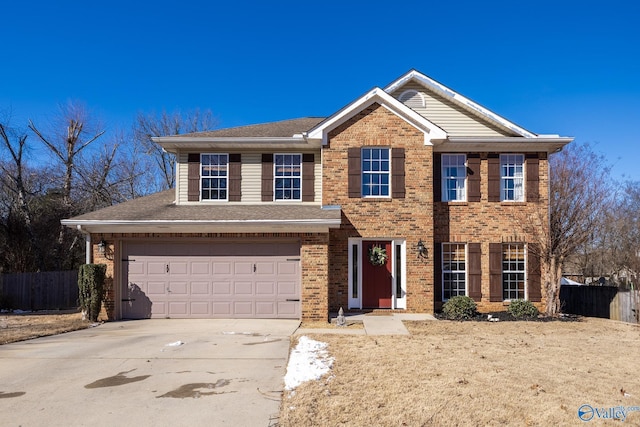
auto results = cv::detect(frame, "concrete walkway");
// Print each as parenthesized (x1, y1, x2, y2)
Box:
(294, 313, 437, 336)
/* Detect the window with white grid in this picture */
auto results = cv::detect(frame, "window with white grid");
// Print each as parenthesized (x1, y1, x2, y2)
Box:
(442, 243, 466, 300)
(503, 243, 525, 300)
(274, 154, 302, 200)
(201, 154, 228, 200)
(442, 154, 467, 201)
(500, 154, 524, 201)
(362, 148, 390, 197)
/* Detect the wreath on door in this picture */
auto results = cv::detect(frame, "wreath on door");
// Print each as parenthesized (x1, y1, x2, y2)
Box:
(368, 245, 388, 267)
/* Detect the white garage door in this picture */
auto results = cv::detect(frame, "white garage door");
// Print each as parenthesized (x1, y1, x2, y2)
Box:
(121, 241, 300, 319)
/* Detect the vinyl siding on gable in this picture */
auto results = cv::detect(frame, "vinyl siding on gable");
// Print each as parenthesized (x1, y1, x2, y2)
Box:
(390, 82, 514, 137)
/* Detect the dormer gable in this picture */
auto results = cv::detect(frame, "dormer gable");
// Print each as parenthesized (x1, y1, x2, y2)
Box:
(306, 88, 447, 146)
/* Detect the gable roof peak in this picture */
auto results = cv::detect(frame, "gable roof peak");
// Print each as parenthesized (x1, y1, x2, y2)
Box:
(384, 69, 537, 138)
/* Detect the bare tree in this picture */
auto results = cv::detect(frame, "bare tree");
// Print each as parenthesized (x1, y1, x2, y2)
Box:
(28, 102, 105, 210)
(520, 143, 614, 315)
(0, 122, 46, 271)
(133, 109, 217, 191)
(27, 102, 105, 270)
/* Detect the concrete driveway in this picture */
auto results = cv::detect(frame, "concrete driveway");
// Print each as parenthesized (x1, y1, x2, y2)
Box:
(0, 319, 299, 427)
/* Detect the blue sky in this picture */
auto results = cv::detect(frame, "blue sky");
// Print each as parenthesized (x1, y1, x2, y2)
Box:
(2, 0, 639, 181)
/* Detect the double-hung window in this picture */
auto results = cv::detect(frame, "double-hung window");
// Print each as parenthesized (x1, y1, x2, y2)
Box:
(500, 154, 524, 201)
(442, 243, 466, 299)
(274, 154, 302, 200)
(503, 243, 525, 300)
(362, 148, 390, 197)
(442, 154, 466, 201)
(201, 154, 228, 200)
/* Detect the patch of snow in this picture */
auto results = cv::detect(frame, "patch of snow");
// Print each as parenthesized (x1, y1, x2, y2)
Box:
(165, 341, 184, 347)
(284, 336, 334, 391)
(12, 309, 31, 314)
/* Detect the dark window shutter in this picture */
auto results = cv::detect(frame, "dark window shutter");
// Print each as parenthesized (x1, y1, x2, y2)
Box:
(489, 243, 503, 302)
(228, 154, 241, 201)
(468, 243, 482, 301)
(433, 153, 442, 202)
(391, 148, 405, 198)
(188, 153, 200, 202)
(488, 154, 501, 202)
(526, 153, 540, 202)
(302, 153, 315, 202)
(348, 148, 361, 198)
(467, 154, 481, 202)
(261, 154, 274, 201)
(527, 243, 542, 302)
(434, 242, 442, 303)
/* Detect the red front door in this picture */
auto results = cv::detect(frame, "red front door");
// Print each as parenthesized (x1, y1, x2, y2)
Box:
(362, 241, 392, 308)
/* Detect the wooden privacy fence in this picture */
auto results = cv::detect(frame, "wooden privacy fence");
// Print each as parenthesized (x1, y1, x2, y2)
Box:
(0, 271, 78, 311)
(560, 285, 640, 324)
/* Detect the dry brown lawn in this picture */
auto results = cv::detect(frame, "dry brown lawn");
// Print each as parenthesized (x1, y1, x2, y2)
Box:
(0, 311, 89, 344)
(280, 318, 640, 426)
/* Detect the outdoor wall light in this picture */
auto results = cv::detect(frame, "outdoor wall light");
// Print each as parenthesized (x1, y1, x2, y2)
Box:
(97, 239, 107, 254)
(416, 239, 427, 258)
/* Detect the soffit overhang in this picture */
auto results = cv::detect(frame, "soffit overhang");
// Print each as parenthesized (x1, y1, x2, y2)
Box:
(436, 137, 574, 153)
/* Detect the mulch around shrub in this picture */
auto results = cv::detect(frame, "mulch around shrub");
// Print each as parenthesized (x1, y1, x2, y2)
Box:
(435, 312, 582, 322)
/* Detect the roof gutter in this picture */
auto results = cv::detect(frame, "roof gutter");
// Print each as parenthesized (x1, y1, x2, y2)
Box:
(61, 218, 342, 234)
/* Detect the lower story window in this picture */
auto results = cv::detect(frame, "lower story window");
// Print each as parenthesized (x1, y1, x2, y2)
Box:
(442, 243, 466, 300)
(503, 243, 525, 300)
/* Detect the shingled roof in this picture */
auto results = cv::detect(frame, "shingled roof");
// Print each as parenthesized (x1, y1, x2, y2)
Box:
(178, 117, 326, 138)
(62, 190, 341, 233)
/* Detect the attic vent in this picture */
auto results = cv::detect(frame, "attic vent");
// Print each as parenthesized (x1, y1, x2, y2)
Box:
(398, 90, 425, 109)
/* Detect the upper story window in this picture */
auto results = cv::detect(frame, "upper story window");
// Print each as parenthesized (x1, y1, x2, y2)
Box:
(442, 154, 466, 202)
(274, 154, 302, 201)
(362, 148, 390, 197)
(201, 153, 228, 200)
(500, 154, 524, 201)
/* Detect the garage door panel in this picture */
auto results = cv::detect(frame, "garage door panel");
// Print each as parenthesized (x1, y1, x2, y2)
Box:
(128, 262, 144, 275)
(212, 302, 232, 315)
(191, 262, 210, 275)
(277, 301, 298, 316)
(255, 262, 274, 274)
(278, 262, 298, 275)
(190, 301, 210, 316)
(233, 301, 253, 315)
(169, 282, 188, 295)
(148, 262, 167, 275)
(234, 262, 253, 275)
(152, 302, 168, 316)
(256, 301, 276, 316)
(170, 261, 188, 275)
(123, 241, 300, 319)
(169, 302, 188, 315)
(213, 281, 232, 295)
(148, 282, 167, 295)
(190, 282, 210, 295)
(213, 262, 231, 275)
(234, 282, 253, 295)
(277, 281, 297, 296)
(256, 281, 275, 296)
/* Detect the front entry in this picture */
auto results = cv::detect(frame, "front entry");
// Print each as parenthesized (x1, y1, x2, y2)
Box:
(362, 241, 393, 308)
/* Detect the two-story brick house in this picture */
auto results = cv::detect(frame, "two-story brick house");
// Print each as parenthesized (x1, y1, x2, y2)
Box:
(62, 70, 572, 321)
